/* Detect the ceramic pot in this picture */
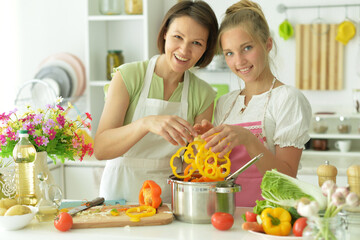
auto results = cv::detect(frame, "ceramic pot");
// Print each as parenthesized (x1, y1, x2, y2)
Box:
(313, 139, 328, 151)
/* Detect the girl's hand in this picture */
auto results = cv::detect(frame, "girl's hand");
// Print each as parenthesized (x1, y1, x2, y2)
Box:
(201, 124, 254, 158)
(143, 115, 197, 146)
(193, 119, 213, 135)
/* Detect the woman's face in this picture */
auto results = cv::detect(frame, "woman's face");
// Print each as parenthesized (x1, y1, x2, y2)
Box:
(221, 26, 271, 83)
(164, 16, 208, 73)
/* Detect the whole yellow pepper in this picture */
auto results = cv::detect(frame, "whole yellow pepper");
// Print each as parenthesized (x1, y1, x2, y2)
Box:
(260, 207, 292, 236)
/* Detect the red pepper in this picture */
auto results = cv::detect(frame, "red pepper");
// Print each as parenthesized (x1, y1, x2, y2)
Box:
(139, 180, 162, 209)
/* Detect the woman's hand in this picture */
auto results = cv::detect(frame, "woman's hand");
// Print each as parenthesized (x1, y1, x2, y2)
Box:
(201, 124, 255, 158)
(143, 115, 197, 146)
(193, 119, 213, 135)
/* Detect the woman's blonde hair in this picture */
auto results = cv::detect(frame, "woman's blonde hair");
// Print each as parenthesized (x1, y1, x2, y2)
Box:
(218, 0, 271, 51)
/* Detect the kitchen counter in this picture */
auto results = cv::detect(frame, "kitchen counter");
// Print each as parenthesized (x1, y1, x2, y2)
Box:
(0, 207, 264, 240)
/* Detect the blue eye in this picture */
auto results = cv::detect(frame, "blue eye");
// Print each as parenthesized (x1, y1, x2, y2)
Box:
(225, 52, 233, 56)
(244, 46, 252, 51)
(193, 41, 202, 46)
(174, 35, 182, 39)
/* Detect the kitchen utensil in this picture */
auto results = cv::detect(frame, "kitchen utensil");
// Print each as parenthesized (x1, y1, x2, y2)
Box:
(39, 59, 78, 98)
(216, 153, 263, 188)
(67, 197, 104, 216)
(279, 19, 293, 40)
(70, 205, 173, 229)
(336, 20, 356, 45)
(225, 153, 263, 183)
(39, 53, 86, 97)
(35, 65, 72, 98)
(167, 175, 240, 224)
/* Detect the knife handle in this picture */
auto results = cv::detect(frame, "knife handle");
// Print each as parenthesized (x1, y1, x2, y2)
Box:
(86, 197, 105, 207)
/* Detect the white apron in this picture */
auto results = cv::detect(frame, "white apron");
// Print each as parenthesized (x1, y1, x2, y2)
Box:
(99, 55, 189, 203)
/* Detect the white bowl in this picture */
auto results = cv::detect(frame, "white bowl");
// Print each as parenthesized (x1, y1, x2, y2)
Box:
(0, 206, 37, 231)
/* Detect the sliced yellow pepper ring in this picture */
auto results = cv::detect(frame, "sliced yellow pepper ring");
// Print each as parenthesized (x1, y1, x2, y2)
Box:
(170, 135, 232, 181)
(125, 206, 156, 222)
(110, 208, 119, 216)
(170, 146, 195, 178)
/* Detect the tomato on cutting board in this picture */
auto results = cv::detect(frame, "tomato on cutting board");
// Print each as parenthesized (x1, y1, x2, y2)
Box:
(54, 212, 73, 232)
(211, 212, 234, 231)
(293, 217, 308, 237)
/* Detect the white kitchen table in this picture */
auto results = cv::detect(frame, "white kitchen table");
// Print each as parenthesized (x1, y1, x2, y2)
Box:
(0, 207, 264, 240)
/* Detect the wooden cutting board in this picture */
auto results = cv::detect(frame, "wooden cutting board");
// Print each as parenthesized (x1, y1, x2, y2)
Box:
(70, 204, 174, 229)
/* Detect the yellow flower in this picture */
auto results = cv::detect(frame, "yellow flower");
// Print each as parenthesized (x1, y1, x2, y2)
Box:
(68, 102, 73, 109)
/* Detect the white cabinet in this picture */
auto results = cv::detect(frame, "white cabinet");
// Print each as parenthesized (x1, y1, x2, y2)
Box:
(85, 0, 166, 135)
(299, 114, 360, 186)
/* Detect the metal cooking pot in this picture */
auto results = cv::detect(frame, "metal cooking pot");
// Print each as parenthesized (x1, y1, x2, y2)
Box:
(167, 175, 240, 224)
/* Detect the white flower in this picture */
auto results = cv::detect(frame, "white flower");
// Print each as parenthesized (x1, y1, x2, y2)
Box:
(56, 96, 64, 104)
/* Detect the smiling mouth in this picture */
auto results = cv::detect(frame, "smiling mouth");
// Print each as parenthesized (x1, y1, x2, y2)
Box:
(238, 66, 253, 73)
(174, 54, 189, 62)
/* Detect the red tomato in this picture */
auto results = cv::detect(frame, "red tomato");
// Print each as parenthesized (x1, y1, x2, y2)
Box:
(293, 217, 308, 237)
(245, 211, 258, 222)
(211, 212, 234, 231)
(54, 212, 73, 232)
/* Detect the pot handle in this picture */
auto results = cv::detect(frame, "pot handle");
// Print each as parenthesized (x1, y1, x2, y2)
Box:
(210, 184, 241, 193)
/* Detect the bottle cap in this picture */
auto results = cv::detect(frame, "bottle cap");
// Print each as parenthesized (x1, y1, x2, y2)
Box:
(19, 129, 28, 134)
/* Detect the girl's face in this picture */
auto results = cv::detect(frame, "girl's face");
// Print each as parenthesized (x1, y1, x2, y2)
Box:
(221, 26, 271, 83)
(164, 16, 208, 73)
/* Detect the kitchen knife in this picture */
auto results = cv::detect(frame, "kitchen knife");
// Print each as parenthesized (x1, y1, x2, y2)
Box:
(67, 197, 105, 216)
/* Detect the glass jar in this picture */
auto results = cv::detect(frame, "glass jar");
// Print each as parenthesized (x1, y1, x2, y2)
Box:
(339, 209, 360, 240)
(337, 116, 351, 134)
(125, 0, 143, 14)
(106, 50, 124, 80)
(313, 116, 328, 133)
(303, 215, 345, 240)
(99, 0, 122, 15)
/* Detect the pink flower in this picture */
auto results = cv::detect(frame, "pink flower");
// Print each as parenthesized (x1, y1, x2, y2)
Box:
(56, 115, 65, 128)
(57, 105, 64, 111)
(35, 136, 44, 146)
(33, 114, 43, 124)
(85, 112, 92, 121)
(0, 135, 7, 145)
(48, 129, 56, 140)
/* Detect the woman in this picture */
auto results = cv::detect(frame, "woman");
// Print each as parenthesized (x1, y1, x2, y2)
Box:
(94, 1, 218, 203)
(195, 0, 312, 207)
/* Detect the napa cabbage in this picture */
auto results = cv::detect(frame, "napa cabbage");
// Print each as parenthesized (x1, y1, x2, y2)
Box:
(259, 169, 327, 210)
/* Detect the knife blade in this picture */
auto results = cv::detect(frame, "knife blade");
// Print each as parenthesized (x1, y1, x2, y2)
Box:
(67, 197, 105, 216)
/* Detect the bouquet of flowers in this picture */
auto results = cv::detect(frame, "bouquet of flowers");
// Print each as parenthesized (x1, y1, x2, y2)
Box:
(0, 97, 93, 163)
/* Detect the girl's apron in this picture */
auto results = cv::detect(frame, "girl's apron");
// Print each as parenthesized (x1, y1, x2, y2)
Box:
(99, 55, 189, 203)
(219, 79, 275, 207)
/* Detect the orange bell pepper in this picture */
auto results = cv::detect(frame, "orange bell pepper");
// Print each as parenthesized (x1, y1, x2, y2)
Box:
(139, 180, 162, 209)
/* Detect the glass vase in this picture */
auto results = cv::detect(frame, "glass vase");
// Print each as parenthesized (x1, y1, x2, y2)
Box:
(34, 152, 55, 199)
(303, 215, 345, 240)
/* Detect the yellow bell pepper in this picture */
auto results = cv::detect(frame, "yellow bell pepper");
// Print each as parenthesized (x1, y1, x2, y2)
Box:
(260, 207, 292, 236)
(125, 205, 156, 222)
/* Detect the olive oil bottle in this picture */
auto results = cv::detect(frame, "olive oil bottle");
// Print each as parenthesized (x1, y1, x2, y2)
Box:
(13, 129, 37, 206)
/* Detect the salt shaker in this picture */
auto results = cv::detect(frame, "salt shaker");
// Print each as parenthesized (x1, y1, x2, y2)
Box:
(317, 160, 337, 186)
(347, 165, 360, 197)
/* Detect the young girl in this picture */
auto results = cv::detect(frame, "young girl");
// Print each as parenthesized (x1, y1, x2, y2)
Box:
(195, 0, 312, 207)
(94, 1, 218, 203)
